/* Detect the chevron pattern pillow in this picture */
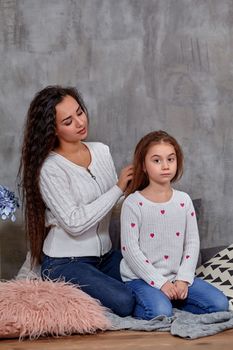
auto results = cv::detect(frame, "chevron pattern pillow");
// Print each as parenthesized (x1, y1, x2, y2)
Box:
(196, 244, 233, 310)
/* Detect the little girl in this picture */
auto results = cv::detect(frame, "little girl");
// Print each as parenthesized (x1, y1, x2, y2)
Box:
(120, 130, 228, 320)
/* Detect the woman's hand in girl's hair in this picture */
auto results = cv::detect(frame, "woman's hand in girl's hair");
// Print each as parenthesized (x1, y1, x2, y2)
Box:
(174, 280, 188, 300)
(117, 165, 134, 192)
(161, 281, 179, 300)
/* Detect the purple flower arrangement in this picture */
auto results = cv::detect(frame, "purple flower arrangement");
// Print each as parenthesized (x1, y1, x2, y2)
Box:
(0, 185, 19, 222)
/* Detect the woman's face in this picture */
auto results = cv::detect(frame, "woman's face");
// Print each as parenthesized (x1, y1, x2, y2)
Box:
(55, 95, 88, 145)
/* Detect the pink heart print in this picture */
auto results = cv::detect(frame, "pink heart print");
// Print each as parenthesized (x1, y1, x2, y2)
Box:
(176, 232, 180, 236)
(180, 203, 184, 207)
(150, 233, 155, 238)
(164, 255, 169, 260)
(191, 212, 195, 216)
(186, 255, 190, 259)
(160, 210, 165, 214)
(131, 223, 136, 228)
(139, 202, 143, 206)
(150, 281, 155, 286)
(145, 259, 149, 263)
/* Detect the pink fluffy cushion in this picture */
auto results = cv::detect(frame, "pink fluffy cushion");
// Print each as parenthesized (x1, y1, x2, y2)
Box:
(0, 279, 111, 339)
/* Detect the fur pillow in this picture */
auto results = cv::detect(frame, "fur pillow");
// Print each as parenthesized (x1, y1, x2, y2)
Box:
(0, 279, 111, 339)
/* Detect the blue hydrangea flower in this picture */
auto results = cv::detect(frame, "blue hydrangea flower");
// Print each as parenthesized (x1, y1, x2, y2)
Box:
(0, 185, 19, 222)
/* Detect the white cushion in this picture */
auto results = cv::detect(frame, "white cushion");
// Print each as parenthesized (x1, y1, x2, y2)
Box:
(16, 251, 41, 279)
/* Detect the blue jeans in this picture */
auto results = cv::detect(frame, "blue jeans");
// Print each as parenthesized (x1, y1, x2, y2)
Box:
(126, 278, 229, 320)
(41, 249, 135, 317)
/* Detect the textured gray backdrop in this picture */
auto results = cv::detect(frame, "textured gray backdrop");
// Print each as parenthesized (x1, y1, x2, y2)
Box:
(0, 0, 233, 278)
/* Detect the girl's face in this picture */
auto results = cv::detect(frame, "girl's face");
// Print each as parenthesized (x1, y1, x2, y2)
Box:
(55, 95, 88, 145)
(143, 142, 177, 186)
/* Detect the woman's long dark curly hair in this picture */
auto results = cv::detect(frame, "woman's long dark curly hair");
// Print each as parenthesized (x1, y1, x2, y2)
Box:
(18, 85, 88, 266)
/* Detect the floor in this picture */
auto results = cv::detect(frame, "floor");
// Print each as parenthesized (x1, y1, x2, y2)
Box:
(1, 329, 233, 350)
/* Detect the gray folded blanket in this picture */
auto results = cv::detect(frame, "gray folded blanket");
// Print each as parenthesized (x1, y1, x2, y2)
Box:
(106, 309, 233, 339)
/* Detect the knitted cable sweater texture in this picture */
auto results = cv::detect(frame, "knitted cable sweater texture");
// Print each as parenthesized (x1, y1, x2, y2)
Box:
(39, 142, 123, 258)
(120, 190, 200, 289)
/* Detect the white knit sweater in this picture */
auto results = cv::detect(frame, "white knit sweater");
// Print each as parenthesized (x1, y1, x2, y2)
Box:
(120, 190, 200, 288)
(39, 142, 123, 257)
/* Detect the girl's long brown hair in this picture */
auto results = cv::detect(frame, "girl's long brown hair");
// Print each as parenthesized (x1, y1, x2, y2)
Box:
(127, 130, 184, 196)
(18, 85, 88, 266)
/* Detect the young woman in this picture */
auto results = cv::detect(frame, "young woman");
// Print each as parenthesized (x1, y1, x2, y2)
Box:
(18, 85, 135, 317)
(120, 130, 229, 319)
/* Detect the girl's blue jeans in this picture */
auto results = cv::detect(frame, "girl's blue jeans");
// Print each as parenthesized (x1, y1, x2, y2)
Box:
(126, 277, 229, 320)
(41, 249, 135, 317)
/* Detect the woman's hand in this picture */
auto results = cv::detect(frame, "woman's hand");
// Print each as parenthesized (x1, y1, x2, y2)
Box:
(161, 281, 179, 300)
(117, 165, 134, 192)
(174, 280, 188, 299)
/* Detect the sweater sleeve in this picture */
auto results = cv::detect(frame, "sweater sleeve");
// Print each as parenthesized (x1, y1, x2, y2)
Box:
(40, 166, 123, 237)
(121, 199, 168, 289)
(176, 197, 200, 285)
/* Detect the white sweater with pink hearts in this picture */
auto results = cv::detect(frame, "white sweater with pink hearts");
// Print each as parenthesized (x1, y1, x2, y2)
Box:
(120, 190, 200, 289)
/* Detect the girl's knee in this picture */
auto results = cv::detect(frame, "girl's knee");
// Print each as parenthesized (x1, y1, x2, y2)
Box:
(212, 293, 229, 312)
(144, 302, 173, 320)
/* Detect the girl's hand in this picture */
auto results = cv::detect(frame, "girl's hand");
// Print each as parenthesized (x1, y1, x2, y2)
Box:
(174, 280, 188, 299)
(161, 281, 179, 300)
(117, 165, 134, 192)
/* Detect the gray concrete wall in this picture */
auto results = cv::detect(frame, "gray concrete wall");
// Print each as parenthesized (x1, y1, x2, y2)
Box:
(1, 0, 233, 279)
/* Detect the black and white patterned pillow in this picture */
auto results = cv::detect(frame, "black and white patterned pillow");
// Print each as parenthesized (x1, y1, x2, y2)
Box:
(196, 244, 233, 310)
